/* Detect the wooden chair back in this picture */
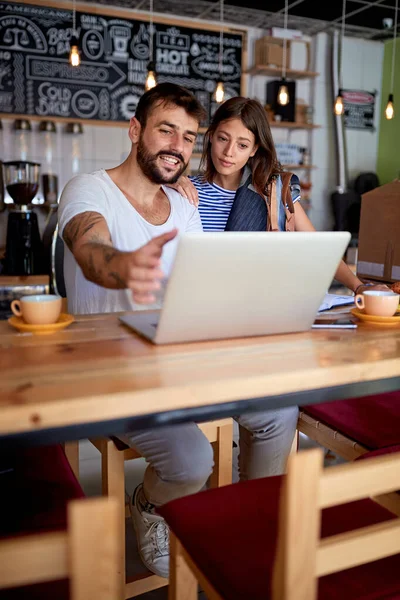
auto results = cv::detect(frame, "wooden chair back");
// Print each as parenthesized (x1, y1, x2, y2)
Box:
(273, 448, 400, 600)
(0, 497, 121, 600)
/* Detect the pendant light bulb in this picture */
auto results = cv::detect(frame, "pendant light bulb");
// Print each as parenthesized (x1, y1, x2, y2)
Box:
(69, 43, 80, 67)
(277, 82, 289, 106)
(145, 0, 157, 92)
(145, 61, 157, 91)
(70, 0, 80, 67)
(279, 0, 290, 107)
(214, 81, 225, 104)
(145, 70, 157, 91)
(334, 93, 344, 116)
(215, 0, 225, 105)
(385, 0, 398, 119)
(385, 94, 394, 120)
(335, 0, 347, 115)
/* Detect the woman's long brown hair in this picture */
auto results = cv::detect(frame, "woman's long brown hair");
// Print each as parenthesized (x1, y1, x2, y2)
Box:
(200, 97, 282, 196)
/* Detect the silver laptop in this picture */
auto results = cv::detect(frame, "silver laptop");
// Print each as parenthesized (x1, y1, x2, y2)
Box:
(120, 231, 351, 344)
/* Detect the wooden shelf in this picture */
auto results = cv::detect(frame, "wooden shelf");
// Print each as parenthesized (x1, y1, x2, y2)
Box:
(246, 65, 319, 79)
(269, 121, 320, 129)
(0, 275, 50, 285)
(283, 164, 316, 170)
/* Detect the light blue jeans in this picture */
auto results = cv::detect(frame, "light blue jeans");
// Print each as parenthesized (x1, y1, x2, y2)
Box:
(128, 407, 299, 506)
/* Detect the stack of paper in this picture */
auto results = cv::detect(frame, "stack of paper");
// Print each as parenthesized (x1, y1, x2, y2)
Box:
(318, 293, 354, 312)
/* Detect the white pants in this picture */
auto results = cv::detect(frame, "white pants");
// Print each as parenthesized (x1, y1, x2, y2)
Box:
(128, 407, 299, 506)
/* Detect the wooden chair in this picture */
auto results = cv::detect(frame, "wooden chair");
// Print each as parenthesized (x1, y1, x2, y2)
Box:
(66, 418, 233, 598)
(297, 391, 400, 461)
(297, 408, 368, 461)
(0, 496, 121, 600)
(160, 446, 400, 600)
(297, 392, 400, 515)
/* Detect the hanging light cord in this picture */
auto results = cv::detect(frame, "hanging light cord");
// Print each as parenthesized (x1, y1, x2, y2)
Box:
(72, 0, 76, 37)
(390, 0, 398, 93)
(282, 0, 289, 80)
(149, 0, 154, 62)
(339, 0, 346, 89)
(219, 0, 224, 77)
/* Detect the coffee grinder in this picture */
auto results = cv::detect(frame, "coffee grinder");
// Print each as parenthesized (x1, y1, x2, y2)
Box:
(2, 161, 44, 275)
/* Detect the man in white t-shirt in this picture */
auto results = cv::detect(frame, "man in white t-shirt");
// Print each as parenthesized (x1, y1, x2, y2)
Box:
(58, 82, 205, 315)
(58, 84, 209, 578)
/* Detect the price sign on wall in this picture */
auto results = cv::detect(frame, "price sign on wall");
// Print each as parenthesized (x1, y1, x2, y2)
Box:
(0, 1, 244, 125)
(342, 89, 376, 131)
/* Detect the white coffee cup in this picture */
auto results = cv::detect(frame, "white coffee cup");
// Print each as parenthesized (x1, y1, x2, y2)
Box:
(355, 290, 400, 317)
(11, 294, 62, 325)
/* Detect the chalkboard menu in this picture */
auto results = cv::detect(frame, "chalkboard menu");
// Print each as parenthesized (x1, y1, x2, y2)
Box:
(0, 1, 243, 125)
(342, 89, 376, 131)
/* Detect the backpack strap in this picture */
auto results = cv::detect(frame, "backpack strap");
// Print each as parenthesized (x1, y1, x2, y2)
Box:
(281, 172, 296, 232)
(266, 173, 296, 232)
(267, 179, 279, 232)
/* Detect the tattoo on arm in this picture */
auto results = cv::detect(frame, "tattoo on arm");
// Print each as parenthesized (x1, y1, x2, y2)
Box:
(86, 251, 103, 285)
(63, 213, 109, 252)
(87, 230, 108, 245)
(63, 212, 127, 288)
(103, 247, 117, 263)
(109, 271, 126, 287)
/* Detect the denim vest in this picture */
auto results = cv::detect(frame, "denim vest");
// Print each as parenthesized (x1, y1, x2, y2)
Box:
(225, 168, 299, 232)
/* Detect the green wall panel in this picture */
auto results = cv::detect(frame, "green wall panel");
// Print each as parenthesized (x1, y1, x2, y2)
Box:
(377, 39, 400, 184)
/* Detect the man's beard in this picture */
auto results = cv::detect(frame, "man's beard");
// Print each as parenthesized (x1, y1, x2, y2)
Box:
(136, 136, 188, 184)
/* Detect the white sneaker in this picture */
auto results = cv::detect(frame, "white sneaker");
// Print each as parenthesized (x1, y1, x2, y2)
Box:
(130, 484, 169, 578)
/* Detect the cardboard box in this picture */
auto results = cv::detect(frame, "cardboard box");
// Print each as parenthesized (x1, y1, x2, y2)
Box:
(254, 36, 290, 69)
(254, 36, 311, 72)
(357, 180, 400, 283)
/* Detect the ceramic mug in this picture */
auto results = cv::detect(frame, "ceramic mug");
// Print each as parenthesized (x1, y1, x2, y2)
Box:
(355, 290, 400, 317)
(11, 294, 62, 325)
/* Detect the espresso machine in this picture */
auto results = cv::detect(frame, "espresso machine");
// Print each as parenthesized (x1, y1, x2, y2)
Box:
(2, 161, 44, 276)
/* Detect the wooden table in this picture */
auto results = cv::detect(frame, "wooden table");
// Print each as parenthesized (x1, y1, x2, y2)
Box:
(1, 310, 400, 447)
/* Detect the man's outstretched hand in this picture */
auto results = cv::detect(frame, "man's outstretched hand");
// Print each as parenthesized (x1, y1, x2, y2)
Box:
(124, 229, 178, 304)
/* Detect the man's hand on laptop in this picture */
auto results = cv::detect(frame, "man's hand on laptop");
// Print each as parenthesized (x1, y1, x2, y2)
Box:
(167, 176, 199, 207)
(125, 229, 178, 304)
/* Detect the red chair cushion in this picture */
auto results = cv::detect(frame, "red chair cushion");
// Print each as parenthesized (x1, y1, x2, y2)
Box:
(0, 444, 84, 534)
(356, 444, 400, 460)
(302, 391, 400, 449)
(0, 581, 70, 600)
(0, 444, 84, 600)
(160, 471, 400, 599)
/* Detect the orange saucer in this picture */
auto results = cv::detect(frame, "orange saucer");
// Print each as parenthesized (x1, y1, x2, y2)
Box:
(8, 313, 75, 335)
(350, 307, 400, 326)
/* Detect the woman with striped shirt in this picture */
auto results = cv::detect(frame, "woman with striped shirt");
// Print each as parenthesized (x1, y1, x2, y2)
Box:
(168, 96, 388, 481)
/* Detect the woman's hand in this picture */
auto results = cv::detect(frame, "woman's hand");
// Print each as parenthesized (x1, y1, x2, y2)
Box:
(166, 176, 199, 207)
(355, 282, 391, 295)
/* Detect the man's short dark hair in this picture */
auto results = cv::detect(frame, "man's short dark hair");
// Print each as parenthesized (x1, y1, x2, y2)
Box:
(135, 82, 206, 128)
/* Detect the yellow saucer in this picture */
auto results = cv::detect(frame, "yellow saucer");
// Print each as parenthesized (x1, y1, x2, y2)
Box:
(8, 313, 75, 335)
(350, 307, 400, 326)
